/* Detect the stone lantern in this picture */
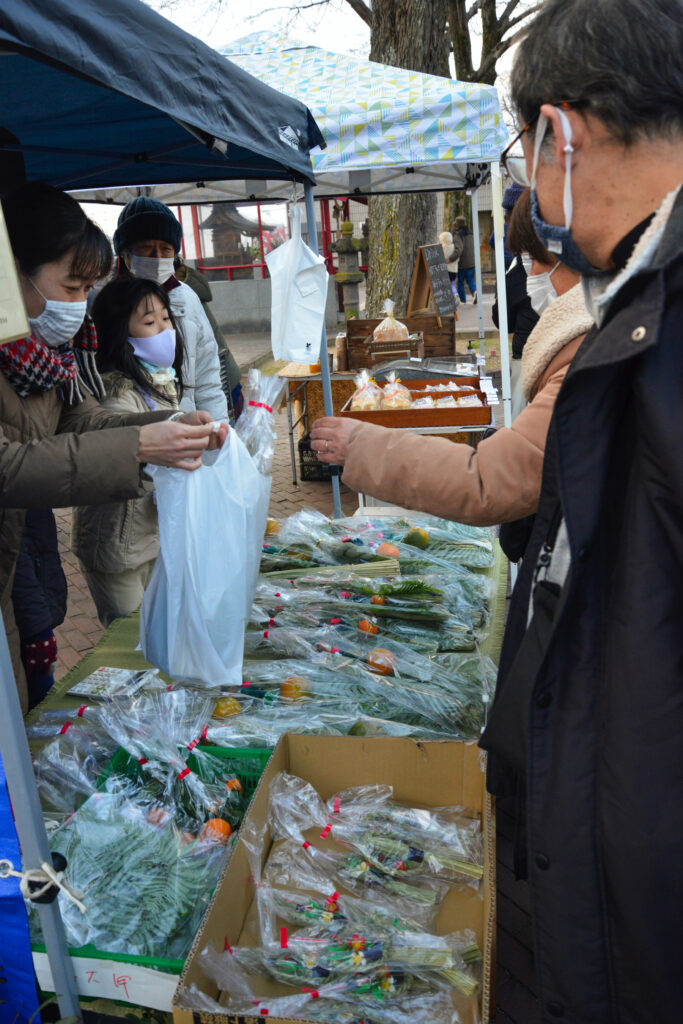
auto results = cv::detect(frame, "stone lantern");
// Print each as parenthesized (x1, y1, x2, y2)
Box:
(330, 220, 365, 320)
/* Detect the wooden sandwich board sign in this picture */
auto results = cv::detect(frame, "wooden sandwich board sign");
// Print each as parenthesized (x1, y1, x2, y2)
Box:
(407, 243, 457, 325)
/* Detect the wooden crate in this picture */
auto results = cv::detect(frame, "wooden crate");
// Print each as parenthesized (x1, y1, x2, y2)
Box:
(346, 313, 456, 368)
(340, 376, 492, 428)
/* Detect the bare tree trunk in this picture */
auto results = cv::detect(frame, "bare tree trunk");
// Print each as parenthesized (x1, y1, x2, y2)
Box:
(365, 0, 449, 318)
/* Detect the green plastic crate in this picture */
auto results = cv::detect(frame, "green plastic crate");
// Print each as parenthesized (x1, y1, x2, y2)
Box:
(97, 743, 271, 798)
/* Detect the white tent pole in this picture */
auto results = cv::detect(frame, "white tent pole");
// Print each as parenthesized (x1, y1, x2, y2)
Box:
(490, 162, 511, 428)
(0, 614, 82, 1021)
(304, 183, 342, 519)
(470, 188, 486, 358)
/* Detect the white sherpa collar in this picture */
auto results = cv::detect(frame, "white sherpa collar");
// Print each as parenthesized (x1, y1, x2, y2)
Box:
(521, 283, 594, 400)
(582, 185, 682, 327)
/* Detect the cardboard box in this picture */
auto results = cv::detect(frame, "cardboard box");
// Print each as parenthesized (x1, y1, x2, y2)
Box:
(173, 734, 496, 1024)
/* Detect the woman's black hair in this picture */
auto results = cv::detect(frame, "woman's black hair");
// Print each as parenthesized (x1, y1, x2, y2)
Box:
(2, 182, 112, 281)
(91, 278, 185, 404)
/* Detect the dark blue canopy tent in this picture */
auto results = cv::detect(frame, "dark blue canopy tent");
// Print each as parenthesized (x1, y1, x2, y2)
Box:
(0, 4, 327, 1021)
(0, 0, 324, 193)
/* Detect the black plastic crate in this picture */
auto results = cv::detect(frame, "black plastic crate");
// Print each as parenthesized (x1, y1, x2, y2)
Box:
(298, 433, 333, 481)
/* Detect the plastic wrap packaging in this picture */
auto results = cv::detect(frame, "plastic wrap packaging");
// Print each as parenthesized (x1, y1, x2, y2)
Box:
(94, 690, 247, 836)
(373, 299, 409, 342)
(350, 369, 382, 411)
(332, 512, 495, 571)
(236, 368, 286, 475)
(265, 774, 482, 888)
(381, 373, 412, 410)
(46, 789, 228, 958)
(33, 727, 120, 817)
(412, 395, 435, 408)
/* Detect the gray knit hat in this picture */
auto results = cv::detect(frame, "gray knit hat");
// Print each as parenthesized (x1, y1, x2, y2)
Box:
(113, 196, 182, 255)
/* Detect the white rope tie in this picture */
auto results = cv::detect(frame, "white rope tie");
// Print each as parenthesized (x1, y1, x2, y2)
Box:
(0, 857, 87, 915)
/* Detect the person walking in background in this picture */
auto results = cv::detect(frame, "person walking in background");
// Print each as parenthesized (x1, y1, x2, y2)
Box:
(438, 229, 459, 296)
(452, 216, 477, 303)
(114, 197, 228, 422)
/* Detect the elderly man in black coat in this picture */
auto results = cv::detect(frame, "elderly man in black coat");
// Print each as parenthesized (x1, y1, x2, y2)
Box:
(479, 0, 683, 1021)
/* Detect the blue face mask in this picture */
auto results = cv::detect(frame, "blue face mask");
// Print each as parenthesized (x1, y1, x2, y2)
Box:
(530, 109, 602, 277)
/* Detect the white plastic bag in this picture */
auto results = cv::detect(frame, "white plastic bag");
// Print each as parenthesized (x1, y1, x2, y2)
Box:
(265, 205, 329, 363)
(140, 432, 270, 687)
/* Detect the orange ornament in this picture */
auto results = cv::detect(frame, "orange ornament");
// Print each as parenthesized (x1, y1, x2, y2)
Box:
(198, 817, 233, 844)
(376, 542, 400, 559)
(367, 648, 398, 676)
(280, 676, 311, 701)
(358, 619, 379, 635)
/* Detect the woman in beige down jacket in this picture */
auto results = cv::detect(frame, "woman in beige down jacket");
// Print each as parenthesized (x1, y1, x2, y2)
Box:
(311, 203, 593, 525)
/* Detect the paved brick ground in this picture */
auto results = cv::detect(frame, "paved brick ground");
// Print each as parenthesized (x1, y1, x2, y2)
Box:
(53, 408, 357, 679)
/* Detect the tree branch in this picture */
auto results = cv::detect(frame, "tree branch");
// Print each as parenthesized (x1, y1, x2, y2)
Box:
(465, 0, 482, 22)
(497, 0, 523, 29)
(504, 2, 545, 33)
(342, 0, 372, 26)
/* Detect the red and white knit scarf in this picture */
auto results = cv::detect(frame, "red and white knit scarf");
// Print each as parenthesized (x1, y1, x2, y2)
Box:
(0, 315, 104, 405)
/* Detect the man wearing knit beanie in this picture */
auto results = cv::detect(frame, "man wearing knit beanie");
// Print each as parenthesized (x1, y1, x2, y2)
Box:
(114, 197, 227, 422)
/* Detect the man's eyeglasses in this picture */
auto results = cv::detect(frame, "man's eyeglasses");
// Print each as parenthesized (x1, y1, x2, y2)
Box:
(500, 113, 539, 188)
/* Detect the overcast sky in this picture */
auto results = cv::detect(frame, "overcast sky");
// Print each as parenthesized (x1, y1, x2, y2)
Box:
(153, 0, 371, 55)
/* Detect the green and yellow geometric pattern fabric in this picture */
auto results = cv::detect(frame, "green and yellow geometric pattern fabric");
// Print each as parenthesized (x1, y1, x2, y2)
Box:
(222, 32, 508, 175)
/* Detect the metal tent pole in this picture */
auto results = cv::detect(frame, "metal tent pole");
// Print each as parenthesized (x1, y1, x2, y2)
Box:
(490, 162, 512, 428)
(304, 183, 342, 519)
(470, 188, 486, 359)
(0, 614, 82, 1021)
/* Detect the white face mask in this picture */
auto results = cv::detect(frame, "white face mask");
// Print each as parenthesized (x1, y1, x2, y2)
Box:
(526, 261, 560, 316)
(27, 279, 87, 348)
(127, 254, 175, 286)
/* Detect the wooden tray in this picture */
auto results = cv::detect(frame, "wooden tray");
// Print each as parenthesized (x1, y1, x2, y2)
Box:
(341, 377, 492, 428)
(346, 314, 456, 368)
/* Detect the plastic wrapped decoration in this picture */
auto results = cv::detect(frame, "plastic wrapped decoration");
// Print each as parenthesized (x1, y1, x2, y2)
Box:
(47, 789, 228, 958)
(373, 299, 409, 342)
(381, 373, 412, 410)
(350, 369, 382, 411)
(235, 367, 285, 475)
(94, 690, 246, 837)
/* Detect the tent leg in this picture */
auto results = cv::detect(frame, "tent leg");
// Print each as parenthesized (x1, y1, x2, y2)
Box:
(470, 189, 486, 359)
(304, 184, 342, 519)
(490, 162, 512, 428)
(0, 613, 82, 1021)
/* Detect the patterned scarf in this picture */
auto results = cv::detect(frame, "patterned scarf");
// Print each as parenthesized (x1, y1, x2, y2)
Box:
(0, 315, 105, 405)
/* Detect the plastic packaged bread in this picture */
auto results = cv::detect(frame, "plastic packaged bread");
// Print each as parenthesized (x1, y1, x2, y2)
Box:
(350, 369, 382, 410)
(381, 372, 412, 409)
(373, 299, 409, 342)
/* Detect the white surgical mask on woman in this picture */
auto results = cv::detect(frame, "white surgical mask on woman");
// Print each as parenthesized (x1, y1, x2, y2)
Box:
(27, 278, 87, 347)
(126, 254, 175, 286)
(526, 261, 560, 316)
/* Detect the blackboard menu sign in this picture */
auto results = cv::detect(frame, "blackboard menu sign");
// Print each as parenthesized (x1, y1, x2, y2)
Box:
(407, 244, 456, 321)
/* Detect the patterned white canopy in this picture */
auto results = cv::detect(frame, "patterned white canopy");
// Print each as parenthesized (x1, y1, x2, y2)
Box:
(221, 31, 509, 196)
